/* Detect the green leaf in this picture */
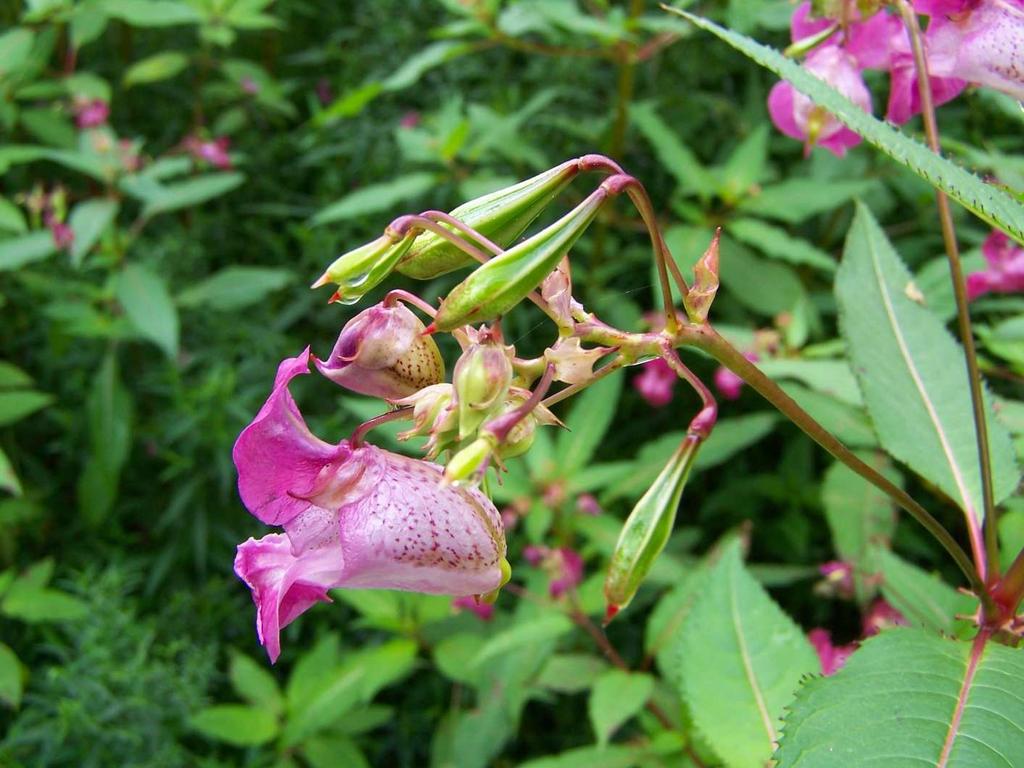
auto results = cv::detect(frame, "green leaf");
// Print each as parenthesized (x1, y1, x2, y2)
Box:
(0, 390, 53, 427)
(0, 643, 22, 708)
(719, 234, 806, 316)
(312, 172, 436, 226)
(677, 539, 818, 768)
(69, 198, 118, 266)
(176, 266, 292, 311)
(737, 178, 875, 223)
(434, 633, 487, 686)
(729, 217, 836, 273)
(0, 29, 35, 77)
(775, 628, 1024, 767)
(836, 204, 1018, 529)
(229, 652, 282, 715)
(644, 563, 708, 683)
(1, 579, 88, 622)
(281, 666, 363, 747)
(556, 371, 622, 475)
(189, 704, 278, 746)
(758, 358, 862, 406)
(101, 0, 200, 26)
(517, 745, 672, 768)
(630, 101, 714, 197)
(777, 383, 876, 448)
(123, 51, 188, 87)
(0, 448, 20, 496)
(116, 264, 179, 358)
(471, 614, 573, 668)
(303, 736, 370, 768)
(588, 670, 654, 747)
(875, 548, 977, 638)
(0, 197, 27, 234)
(535, 653, 608, 694)
(140, 172, 244, 218)
(381, 41, 475, 91)
(670, 9, 1024, 245)
(0, 231, 57, 271)
(719, 124, 769, 204)
(822, 457, 898, 603)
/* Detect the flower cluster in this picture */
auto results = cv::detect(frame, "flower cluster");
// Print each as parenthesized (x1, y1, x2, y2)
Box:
(769, 0, 1024, 156)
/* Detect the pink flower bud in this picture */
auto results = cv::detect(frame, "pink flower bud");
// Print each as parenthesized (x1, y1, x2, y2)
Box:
(523, 545, 584, 598)
(633, 357, 676, 407)
(75, 99, 110, 129)
(184, 135, 232, 170)
(966, 230, 1024, 300)
(316, 301, 444, 400)
(713, 352, 758, 401)
(576, 493, 602, 516)
(818, 559, 856, 600)
(233, 349, 508, 662)
(808, 628, 856, 675)
(453, 595, 495, 621)
(862, 598, 908, 637)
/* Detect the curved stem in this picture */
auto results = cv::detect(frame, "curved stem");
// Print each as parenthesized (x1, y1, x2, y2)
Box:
(350, 407, 413, 447)
(897, 0, 996, 584)
(694, 325, 990, 607)
(542, 354, 628, 409)
(383, 289, 437, 317)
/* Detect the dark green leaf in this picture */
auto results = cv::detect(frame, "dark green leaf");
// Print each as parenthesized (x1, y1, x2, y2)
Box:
(69, 198, 118, 266)
(0, 643, 21, 708)
(116, 264, 179, 358)
(189, 704, 279, 746)
(176, 266, 292, 311)
(312, 173, 436, 226)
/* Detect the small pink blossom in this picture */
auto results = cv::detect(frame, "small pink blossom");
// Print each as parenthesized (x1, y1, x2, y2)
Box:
(966, 230, 1024, 300)
(885, 23, 966, 124)
(862, 598, 908, 637)
(453, 595, 495, 621)
(576, 493, 602, 516)
(47, 217, 74, 251)
(233, 349, 507, 662)
(74, 99, 109, 129)
(315, 78, 333, 106)
(633, 357, 676, 407)
(768, 44, 873, 157)
(713, 352, 757, 401)
(241, 76, 260, 95)
(184, 135, 232, 170)
(818, 560, 856, 600)
(808, 628, 856, 675)
(399, 111, 421, 129)
(523, 546, 585, 598)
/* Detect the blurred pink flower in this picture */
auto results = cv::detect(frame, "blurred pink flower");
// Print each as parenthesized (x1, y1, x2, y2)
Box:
(241, 76, 260, 95)
(523, 545, 584, 598)
(966, 230, 1024, 299)
(453, 595, 495, 621)
(315, 77, 333, 106)
(634, 357, 676, 407)
(75, 99, 109, 129)
(768, 44, 872, 157)
(184, 135, 232, 170)
(47, 218, 74, 251)
(399, 111, 421, 129)
(862, 598, 908, 637)
(713, 352, 757, 401)
(576, 493, 602, 516)
(885, 22, 966, 124)
(819, 559, 856, 600)
(233, 349, 507, 662)
(808, 628, 856, 675)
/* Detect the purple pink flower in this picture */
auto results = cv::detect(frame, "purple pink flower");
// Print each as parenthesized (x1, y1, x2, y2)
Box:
(634, 357, 676, 407)
(966, 230, 1024, 300)
(184, 135, 232, 170)
(524, 546, 584, 598)
(232, 348, 507, 662)
(74, 99, 109, 129)
(808, 628, 856, 675)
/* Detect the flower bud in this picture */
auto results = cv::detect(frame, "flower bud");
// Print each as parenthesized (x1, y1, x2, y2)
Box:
(432, 182, 614, 332)
(311, 228, 418, 304)
(604, 437, 701, 622)
(393, 383, 455, 437)
(453, 342, 513, 439)
(443, 435, 497, 485)
(316, 301, 443, 399)
(683, 229, 720, 324)
(396, 160, 581, 279)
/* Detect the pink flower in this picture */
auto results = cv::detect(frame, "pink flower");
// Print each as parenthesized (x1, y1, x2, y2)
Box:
(184, 135, 232, 170)
(233, 349, 507, 662)
(967, 230, 1024, 300)
(862, 598, 908, 637)
(885, 22, 966, 124)
(315, 301, 444, 400)
(576, 493, 602, 516)
(241, 76, 260, 95)
(808, 628, 856, 675)
(768, 44, 873, 157)
(453, 595, 495, 621)
(315, 78, 333, 106)
(524, 546, 584, 598)
(713, 352, 757, 401)
(47, 218, 74, 251)
(399, 111, 421, 129)
(818, 560, 856, 600)
(633, 357, 676, 407)
(75, 99, 109, 128)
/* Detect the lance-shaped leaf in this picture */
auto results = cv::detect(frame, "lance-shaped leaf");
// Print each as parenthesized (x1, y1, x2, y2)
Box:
(775, 628, 1024, 767)
(836, 204, 1018, 531)
(669, 10, 1024, 245)
(677, 539, 819, 768)
(433, 186, 608, 331)
(397, 160, 581, 279)
(604, 437, 699, 619)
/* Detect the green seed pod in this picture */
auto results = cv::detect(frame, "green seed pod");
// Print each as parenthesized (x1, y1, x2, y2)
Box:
(311, 229, 417, 304)
(432, 186, 609, 332)
(443, 435, 496, 486)
(604, 437, 701, 622)
(396, 160, 581, 279)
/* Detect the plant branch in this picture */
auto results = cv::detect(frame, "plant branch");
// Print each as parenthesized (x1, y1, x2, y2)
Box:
(692, 325, 991, 608)
(896, 0, 997, 584)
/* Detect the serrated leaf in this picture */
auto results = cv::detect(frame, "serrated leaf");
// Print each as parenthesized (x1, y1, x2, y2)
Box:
(644, 563, 708, 683)
(189, 704, 278, 746)
(588, 670, 654, 746)
(836, 203, 1018, 529)
(822, 458, 898, 603)
(116, 264, 179, 358)
(775, 628, 1024, 767)
(556, 371, 622, 474)
(0, 643, 22, 708)
(677, 539, 818, 768)
(875, 548, 977, 637)
(176, 266, 292, 311)
(517, 744, 671, 768)
(670, 10, 1024, 245)
(69, 198, 118, 266)
(312, 172, 436, 226)
(123, 51, 188, 86)
(777, 383, 876, 448)
(229, 652, 282, 715)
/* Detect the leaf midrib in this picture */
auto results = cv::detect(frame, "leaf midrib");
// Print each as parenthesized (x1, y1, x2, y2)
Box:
(936, 632, 987, 768)
(863, 221, 976, 524)
(728, 564, 777, 746)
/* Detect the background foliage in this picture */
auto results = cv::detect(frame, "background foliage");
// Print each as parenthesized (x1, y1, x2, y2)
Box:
(1, 1, 1022, 766)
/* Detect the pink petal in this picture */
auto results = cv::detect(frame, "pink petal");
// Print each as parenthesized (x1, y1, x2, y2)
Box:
(791, 1, 833, 41)
(768, 80, 806, 140)
(846, 11, 903, 70)
(633, 358, 676, 407)
(233, 348, 352, 526)
(234, 534, 342, 663)
(948, 3, 1024, 101)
